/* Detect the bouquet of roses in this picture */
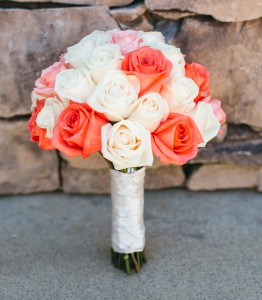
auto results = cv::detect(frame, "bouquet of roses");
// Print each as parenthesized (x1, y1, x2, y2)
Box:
(28, 29, 226, 274)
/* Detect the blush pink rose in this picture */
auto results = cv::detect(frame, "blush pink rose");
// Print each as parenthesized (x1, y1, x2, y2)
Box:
(203, 97, 226, 124)
(112, 30, 141, 55)
(34, 55, 67, 98)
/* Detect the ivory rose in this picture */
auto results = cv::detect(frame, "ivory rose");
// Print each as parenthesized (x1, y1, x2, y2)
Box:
(187, 101, 221, 147)
(185, 62, 211, 102)
(64, 30, 112, 73)
(34, 55, 67, 98)
(139, 31, 165, 45)
(122, 46, 172, 96)
(27, 100, 55, 150)
(149, 42, 185, 78)
(31, 90, 45, 110)
(129, 92, 169, 132)
(112, 30, 141, 55)
(88, 70, 140, 122)
(102, 120, 153, 170)
(87, 43, 123, 83)
(36, 97, 69, 138)
(151, 113, 203, 165)
(52, 102, 108, 158)
(160, 77, 199, 114)
(55, 69, 95, 103)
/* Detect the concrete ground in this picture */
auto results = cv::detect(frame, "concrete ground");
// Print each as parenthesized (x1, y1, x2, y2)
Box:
(0, 189, 261, 300)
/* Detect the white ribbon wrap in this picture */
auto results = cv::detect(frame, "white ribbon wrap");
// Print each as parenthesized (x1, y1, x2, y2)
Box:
(110, 167, 145, 253)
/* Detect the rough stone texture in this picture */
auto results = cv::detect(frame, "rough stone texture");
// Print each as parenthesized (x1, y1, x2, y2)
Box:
(145, 0, 262, 22)
(187, 164, 262, 191)
(174, 18, 262, 130)
(1, 190, 262, 299)
(189, 139, 262, 165)
(110, 3, 146, 23)
(0, 7, 118, 118)
(0, 120, 59, 195)
(119, 15, 154, 31)
(61, 156, 185, 193)
(145, 165, 185, 189)
(149, 9, 196, 20)
(7, 0, 134, 6)
(61, 152, 108, 170)
(62, 162, 111, 194)
(226, 124, 262, 141)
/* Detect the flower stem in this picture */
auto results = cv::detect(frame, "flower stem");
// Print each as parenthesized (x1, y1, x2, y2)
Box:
(111, 248, 146, 275)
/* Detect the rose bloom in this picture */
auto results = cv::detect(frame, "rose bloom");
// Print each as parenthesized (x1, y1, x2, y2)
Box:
(187, 101, 220, 147)
(129, 92, 169, 133)
(112, 30, 141, 55)
(185, 62, 211, 102)
(55, 69, 95, 103)
(88, 70, 140, 122)
(208, 98, 226, 125)
(64, 30, 112, 73)
(34, 55, 67, 98)
(122, 46, 172, 96)
(151, 113, 203, 165)
(36, 97, 69, 138)
(87, 43, 122, 83)
(52, 102, 108, 158)
(160, 77, 199, 114)
(27, 100, 55, 150)
(102, 120, 153, 170)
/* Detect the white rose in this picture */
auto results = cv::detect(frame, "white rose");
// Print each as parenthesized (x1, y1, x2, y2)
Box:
(36, 97, 69, 138)
(64, 30, 112, 73)
(31, 90, 45, 111)
(88, 70, 140, 122)
(102, 120, 153, 170)
(139, 31, 165, 45)
(87, 43, 122, 83)
(129, 92, 169, 132)
(150, 42, 185, 78)
(161, 77, 198, 114)
(55, 69, 95, 103)
(187, 102, 221, 147)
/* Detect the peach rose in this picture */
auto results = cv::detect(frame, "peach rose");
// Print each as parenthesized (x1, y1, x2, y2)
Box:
(151, 113, 203, 165)
(34, 55, 67, 98)
(185, 62, 210, 102)
(52, 102, 108, 158)
(27, 100, 55, 150)
(122, 46, 172, 96)
(112, 30, 141, 55)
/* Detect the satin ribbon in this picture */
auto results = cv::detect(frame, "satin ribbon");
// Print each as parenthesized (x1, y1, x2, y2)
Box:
(110, 167, 145, 253)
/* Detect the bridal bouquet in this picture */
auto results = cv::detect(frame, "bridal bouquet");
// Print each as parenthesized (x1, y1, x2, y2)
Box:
(28, 29, 226, 274)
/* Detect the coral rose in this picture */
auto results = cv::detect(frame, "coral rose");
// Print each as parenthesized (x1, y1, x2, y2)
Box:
(27, 100, 55, 150)
(34, 55, 67, 98)
(151, 113, 203, 165)
(52, 102, 108, 158)
(185, 62, 210, 102)
(122, 46, 172, 96)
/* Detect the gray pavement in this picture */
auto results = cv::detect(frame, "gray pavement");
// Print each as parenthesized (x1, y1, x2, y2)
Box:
(0, 189, 261, 300)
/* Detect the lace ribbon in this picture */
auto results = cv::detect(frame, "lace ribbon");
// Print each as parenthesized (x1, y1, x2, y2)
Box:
(110, 167, 145, 253)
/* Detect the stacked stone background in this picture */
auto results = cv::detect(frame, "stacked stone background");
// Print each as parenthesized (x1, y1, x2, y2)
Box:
(0, 0, 262, 194)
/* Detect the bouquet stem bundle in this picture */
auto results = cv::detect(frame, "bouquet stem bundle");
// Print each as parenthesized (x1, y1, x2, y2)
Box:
(111, 248, 147, 275)
(110, 167, 146, 274)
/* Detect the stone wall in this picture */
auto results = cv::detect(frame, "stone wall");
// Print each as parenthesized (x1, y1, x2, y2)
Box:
(0, 0, 261, 194)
